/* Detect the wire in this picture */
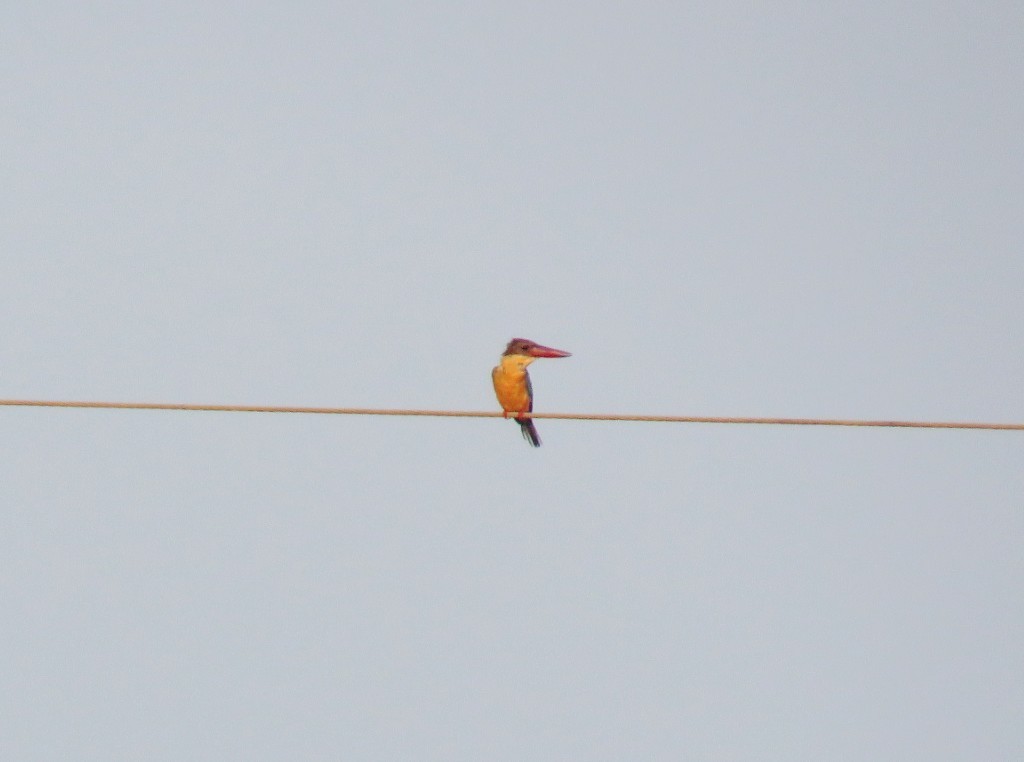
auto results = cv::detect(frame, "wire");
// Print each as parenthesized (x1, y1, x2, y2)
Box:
(0, 398, 1021, 430)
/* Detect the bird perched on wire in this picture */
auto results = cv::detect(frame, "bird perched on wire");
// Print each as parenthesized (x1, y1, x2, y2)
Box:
(491, 337, 571, 447)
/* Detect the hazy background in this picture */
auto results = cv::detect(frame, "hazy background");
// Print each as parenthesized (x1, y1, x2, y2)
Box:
(3, 2, 1022, 759)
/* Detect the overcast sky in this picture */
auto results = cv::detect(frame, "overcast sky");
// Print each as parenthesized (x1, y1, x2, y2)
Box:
(3, 2, 1022, 759)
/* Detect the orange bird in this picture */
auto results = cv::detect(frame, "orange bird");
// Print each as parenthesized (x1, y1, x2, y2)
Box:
(492, 338, 572, 447)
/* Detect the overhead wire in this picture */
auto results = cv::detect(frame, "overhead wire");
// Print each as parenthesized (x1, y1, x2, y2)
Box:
(0, 399, 1021, 430)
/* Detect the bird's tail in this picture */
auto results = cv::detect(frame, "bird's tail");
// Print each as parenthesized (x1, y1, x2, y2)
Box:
(518, 417, 542, 447)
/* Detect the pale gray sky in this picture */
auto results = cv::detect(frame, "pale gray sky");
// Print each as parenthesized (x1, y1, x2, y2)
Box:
(3, 2, 1022, 759)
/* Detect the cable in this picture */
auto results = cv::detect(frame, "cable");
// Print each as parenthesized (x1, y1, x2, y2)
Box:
(0, 398, 1021, 430)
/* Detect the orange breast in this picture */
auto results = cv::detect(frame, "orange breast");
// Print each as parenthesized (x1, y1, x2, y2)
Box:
(492, 365, 531, 414)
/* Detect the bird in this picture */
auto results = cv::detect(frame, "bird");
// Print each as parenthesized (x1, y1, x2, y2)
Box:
(491, 337, 571, 447)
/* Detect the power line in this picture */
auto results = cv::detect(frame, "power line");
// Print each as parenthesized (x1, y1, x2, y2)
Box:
(1, 398, 1021, 431)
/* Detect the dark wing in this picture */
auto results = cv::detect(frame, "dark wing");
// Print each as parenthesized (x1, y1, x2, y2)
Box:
(518, 371, 541, 446)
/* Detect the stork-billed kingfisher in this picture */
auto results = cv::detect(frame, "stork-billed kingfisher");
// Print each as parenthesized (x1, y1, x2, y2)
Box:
(491, 338, 571, 447)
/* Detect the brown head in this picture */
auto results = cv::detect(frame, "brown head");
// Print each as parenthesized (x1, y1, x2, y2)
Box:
(502, 338, 572, 359)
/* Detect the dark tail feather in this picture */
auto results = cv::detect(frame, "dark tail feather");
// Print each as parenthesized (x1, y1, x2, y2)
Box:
(518, 418, 542, 447)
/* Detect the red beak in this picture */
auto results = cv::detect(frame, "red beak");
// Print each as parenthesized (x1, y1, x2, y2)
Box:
(526, 343, 572, 359)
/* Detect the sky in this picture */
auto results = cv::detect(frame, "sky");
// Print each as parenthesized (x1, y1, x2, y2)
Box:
(2, 2, 1023, 759)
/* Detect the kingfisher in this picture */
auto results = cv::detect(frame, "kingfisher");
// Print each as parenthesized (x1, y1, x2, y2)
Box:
(492, 338, 572, 447)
